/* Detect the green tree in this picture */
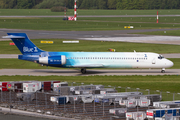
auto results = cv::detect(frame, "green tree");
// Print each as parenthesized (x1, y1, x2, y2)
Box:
(0, 0, 17, 9)
(17, 0, 36, 9)
(108, 0, 117, 9)
(138, 0, 146, 9)
(35, 0, 64, 9)
(98, 0, 108, 9)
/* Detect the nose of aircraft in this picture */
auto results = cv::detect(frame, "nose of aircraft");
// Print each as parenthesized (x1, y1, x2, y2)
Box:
(166, 59, 174, 68)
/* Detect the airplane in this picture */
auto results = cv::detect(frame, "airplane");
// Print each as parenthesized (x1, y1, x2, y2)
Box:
(3, 33, 174, 74)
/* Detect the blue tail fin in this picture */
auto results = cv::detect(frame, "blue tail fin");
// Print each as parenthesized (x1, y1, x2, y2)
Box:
(6, 33, 44, 55)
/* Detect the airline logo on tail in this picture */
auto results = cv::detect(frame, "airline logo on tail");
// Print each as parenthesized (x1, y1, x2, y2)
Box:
(23, 47, 38, 53)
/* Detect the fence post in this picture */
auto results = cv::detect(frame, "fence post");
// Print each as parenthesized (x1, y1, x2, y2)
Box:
(1, 90, 2, 103)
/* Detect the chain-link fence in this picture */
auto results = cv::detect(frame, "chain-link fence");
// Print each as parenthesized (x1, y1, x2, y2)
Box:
(0, 82, 179, 120)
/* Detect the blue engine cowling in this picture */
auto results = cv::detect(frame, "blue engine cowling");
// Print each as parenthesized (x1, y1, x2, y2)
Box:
(39, 55, 66, 65)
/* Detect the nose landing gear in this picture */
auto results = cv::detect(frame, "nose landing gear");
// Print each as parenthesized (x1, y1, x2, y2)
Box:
(161, 68, 165, 73)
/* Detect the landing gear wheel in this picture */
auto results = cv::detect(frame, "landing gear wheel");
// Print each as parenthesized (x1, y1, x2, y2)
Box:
(81, 68, 86, 74)
(161, 68, 165, 73)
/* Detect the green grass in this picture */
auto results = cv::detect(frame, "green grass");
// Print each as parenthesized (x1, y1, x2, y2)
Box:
(0, 17, 180, 31)
(0, 9, 180, 16)
(1, 39, 180, 54)
(80, 16, 180, 23)
(0, 75, 180, 94)
(0, 58, 179, 69)
(134, 30, 180, 36)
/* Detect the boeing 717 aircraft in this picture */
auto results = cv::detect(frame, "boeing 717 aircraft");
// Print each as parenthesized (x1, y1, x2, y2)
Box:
(3, 33, 173, 74)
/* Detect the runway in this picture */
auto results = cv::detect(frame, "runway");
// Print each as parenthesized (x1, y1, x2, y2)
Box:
(0, 69, 179, 76)
(1, 28, 180, 45)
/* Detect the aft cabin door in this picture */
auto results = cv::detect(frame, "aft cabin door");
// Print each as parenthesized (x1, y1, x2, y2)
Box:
(152, 58, 156, 64)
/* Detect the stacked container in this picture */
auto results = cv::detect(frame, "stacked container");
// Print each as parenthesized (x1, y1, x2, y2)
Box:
(153, 101, 180, 108)
(126, 112, 146, 120)
(23, 83, 41, 93)
(141, 94, 161, 105)
(0, 82, 9, 91)
(146, 108, 180, 119)
(159, 102, 180, 109)
(137, 98, 151, 107)
(109, 108, 128, 117)
(53, 82, 68, 88)
(7, 81, 25, 92)
(120, 99, 137, 108)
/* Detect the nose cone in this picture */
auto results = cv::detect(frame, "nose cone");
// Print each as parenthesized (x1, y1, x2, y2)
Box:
(166, 59, 174, 68)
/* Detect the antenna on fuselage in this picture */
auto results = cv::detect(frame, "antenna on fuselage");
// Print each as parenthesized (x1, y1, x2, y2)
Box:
(134, 50, 136, 53)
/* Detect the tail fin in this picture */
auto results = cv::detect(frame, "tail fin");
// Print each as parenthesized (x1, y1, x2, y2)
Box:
(4, 33, 44, 55)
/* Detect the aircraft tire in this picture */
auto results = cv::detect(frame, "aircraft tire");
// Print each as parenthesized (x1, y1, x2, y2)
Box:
(81, 68, 86, 74)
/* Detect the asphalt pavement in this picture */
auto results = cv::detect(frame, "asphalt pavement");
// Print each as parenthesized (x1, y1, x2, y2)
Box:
(0, 69, 179, 76)
(1, 28, 180, 45)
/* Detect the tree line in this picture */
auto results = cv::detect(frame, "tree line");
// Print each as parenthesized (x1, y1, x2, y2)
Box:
(0, 0, 180, 9)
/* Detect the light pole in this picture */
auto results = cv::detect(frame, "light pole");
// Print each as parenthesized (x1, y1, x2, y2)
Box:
(156, 90, 162, 101)
(136, 88, 140, 92)
(118, 86, 121, 92)
(166, 91, 170, 101)
(146, 89, 150, 95)
(72, 82, 76, 86)
(126, 87, 131, 92)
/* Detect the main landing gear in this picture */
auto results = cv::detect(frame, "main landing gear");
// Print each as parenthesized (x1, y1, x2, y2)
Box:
(161, 68, 165, 73)
(81, 68, 86, 74)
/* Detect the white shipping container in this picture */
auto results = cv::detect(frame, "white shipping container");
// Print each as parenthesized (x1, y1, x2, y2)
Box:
(0, 82, 2, 91)
(109, 108, 117, 114)
(109, 108, 127, 117)
(50, 96, 58, 102)
(23, 83, 40, 93)
(95, 85, 104, 90)
(80, 95, 94, 103)
(126, 112, 146, 120)
(53, 82, 68, 88)
(155, 117, 163, 120)
(33, 81, 41, 90)
(138, 99, 150, 107)
(126, 99, 137, 108)
(100, 91, 106, 94)
(153, 101, 180, 108)
(120, 99, 137, 107)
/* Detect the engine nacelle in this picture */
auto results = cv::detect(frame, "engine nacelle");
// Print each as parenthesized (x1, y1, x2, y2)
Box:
(39, 55, 66, 65)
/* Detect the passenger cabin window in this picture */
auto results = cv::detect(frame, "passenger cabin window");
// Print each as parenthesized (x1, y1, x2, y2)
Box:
(158, 55, 164, 59)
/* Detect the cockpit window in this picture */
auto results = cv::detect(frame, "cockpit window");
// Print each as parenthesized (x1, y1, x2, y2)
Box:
(158, 55, 164, 59)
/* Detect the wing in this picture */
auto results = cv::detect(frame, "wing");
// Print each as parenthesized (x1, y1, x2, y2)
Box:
(72, 64, 104, 68)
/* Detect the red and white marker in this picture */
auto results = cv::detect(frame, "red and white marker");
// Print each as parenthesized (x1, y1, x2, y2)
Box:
(157, 11, 158, 23)
(74, 0, 77, 21)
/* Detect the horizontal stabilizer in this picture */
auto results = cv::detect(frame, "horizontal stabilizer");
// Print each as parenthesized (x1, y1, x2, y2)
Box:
(73, 64, 104, 68)
(2, 35, 25, 39)
(3, 33, 44, 54)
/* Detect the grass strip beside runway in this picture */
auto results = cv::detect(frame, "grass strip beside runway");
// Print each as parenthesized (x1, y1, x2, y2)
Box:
(0, 39, 180, 54)
(0, 17, 180, 31)
(0, 75, 180, 94)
